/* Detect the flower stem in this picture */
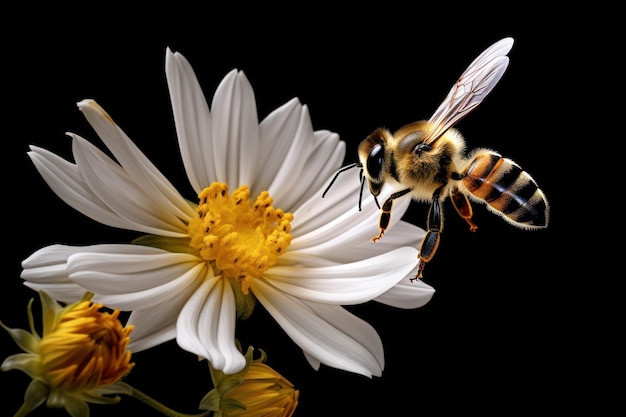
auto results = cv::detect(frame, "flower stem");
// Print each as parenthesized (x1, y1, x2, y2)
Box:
(13, 403, 31, 417)
(120, 382, 212, 417)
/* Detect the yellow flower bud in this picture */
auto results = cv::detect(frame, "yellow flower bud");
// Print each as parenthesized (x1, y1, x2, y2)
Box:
(222, 361, 299, 417)
(1, 291, 134, 417)
(201, 346, 299, 417)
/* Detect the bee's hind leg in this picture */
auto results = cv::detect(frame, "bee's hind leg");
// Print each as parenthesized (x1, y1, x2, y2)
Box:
(450, 186, 478, 232)
(371, 188, 411, 242)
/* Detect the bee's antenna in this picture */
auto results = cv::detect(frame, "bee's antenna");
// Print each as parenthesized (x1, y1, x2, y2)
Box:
(322, 162, 362, 198)
(358, 174, 365, 211)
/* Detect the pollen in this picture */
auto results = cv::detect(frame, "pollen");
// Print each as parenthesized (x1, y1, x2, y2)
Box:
(38, 300, 134, 392)
(188, 183, 293, 293)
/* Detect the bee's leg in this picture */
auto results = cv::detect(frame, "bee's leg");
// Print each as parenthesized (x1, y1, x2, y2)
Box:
(412, 187, 444, 281)
(371, 188, 411, 242)
(450, 187, 478, 232)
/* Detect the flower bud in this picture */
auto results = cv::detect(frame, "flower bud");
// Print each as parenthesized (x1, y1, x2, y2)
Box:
(1, 291, 134, 416)
(201, 346, 299, 417)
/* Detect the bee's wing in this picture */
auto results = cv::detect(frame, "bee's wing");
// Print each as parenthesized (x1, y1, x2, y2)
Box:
(423, 37, 514, 145)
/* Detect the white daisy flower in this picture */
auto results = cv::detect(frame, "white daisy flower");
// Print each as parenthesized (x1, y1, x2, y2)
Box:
(21, 48, 435, 378)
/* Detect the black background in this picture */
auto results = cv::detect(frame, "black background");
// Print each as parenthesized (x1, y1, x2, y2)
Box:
(1, 7, 602, 417)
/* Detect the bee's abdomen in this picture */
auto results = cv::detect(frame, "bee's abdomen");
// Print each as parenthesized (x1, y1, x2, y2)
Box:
(462, 150, 549, 229)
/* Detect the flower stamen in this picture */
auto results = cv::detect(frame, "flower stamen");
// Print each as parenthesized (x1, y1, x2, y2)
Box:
(188, 183, 293, 294)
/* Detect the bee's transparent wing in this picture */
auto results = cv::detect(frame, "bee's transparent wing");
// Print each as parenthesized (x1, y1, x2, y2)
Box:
(423, 37, 514, 145)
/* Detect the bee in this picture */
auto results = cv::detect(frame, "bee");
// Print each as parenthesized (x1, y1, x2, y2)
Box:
(323, 37, 549, 280)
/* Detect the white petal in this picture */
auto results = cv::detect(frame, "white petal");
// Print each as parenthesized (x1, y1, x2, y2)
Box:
(289, 220, 425, 264)
(211, 70, 260, 187)
(261, 112, 338, 209)
(21, 244, 75, 273)
(165, 48, 216, 193)
(23, 283, 87, 304)
(279, 221, 422, 267)
(290, 162, 363, 236)
(21, 244, 166, 303)
(21, 259, 77, 301)
(28, 146, 139, 232)
(264, 247, 417, 304)
(361, 220, 426, 253)
(252, 278, 383, 377)
(291, 184, 411, 253)
(177, 275, 246, 373)
(22, 243, 161, 277)
(127, 309, 177, 353)
(71, 133, 189, 236)
(23, 243, 166, 266)
(253, 98, 305, 195)
(67, 251, 201, 293)
(292, 170, 411, 244)
(77, 100, 195, 221)
(68, 251, 205, 310)
(302, 299, 384, 373)
(125, 263, 211, 352)
(266, 105, 316, 205)
(176, 275, 219, 360)
(277, 252, 342, 268)
(375, 277, 436, 309)
(303, 351, 321, 371)
(279, 130, 345, 211)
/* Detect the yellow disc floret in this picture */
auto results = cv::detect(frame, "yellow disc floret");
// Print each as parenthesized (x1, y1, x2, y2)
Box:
(188, 183, 293, 294)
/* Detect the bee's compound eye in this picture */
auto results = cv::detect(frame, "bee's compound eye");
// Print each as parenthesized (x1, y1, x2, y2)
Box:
(367, 143, 384, 180)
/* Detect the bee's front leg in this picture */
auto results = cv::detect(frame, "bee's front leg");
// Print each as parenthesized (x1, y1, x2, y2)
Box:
(412, 187, 444, 281)
(372, 188, 411, 242)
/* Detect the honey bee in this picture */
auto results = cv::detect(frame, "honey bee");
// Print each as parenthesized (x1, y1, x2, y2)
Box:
(323, 37, 549, 280)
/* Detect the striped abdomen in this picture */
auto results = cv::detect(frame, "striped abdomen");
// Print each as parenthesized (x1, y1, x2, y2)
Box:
(460, 150, 549, 229)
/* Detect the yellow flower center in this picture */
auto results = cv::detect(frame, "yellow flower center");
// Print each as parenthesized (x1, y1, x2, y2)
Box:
(39, 301, 134, 392)
(188, 183, 293, 294)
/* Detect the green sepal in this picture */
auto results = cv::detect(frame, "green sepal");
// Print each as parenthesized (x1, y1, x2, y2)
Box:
(199, 388, 222, 412)
(1, 352, 41, 379)
(39, 291, 63, 336)
(23, 379, 49, 414)
(200, 346, 255, 411)
(0, 322, 40, 355)
(132, 234, 198, 256)
(220, 397, 247, 413)
(228, 279, 256, 320)
(40, 291, 92, 336)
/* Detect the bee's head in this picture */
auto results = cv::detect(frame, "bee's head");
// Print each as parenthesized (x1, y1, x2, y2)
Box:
(358, 128, 389, 196)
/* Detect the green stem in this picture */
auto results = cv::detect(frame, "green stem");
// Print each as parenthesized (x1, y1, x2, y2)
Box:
(120, 382, 212, 417)
(13, 403, 31, 417)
